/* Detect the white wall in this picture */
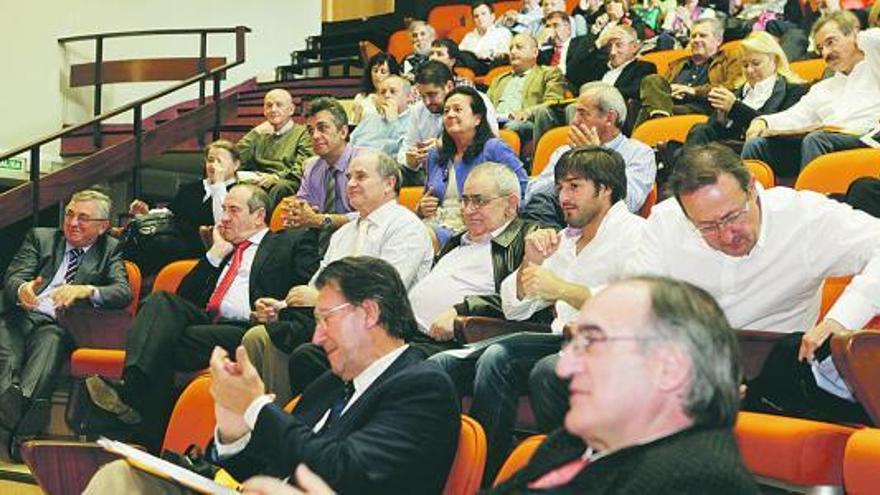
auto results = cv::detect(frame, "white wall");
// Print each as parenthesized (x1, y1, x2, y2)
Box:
(0, 0, 321, 161)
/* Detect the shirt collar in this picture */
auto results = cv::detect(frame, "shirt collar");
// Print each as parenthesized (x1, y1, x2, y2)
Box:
(201, 177, 236, 199)
(607, 58, 634, 72)
(358, 199, 397, 228)
(65, 242, 94, 255)
(325, 143, 358, 171)
(603, 132, 626, 149)
(462, 218, 514, 245)
(274, 119, 294, 137)
(351, 344, 409, 396)
(744, 74, 777, 95)
(245, 227, 269, 246)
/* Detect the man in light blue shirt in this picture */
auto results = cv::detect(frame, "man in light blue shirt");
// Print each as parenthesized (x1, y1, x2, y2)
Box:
(350, 76, 413, 158)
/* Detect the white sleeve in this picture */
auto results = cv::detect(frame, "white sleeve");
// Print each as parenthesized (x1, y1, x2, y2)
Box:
(623, 144, 657, 213)
(761, 85, 822, 131)
(500, 267, 553, 321)
(378, 216, 434, 289)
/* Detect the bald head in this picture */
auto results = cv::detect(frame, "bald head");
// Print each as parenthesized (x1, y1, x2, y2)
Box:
(263, 89, 295, 130)
(509, 33, 539, 72)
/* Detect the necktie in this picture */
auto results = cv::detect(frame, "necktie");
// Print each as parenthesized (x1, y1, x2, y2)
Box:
(321, 381, 355, 433)
(528, 457, 590, 489)
(550, 43, 563, 66)
(205, 240, 252, 319)
(64, 248, 84, 284)
(352, 219, 371, 256)
(323, 167, 337, 214)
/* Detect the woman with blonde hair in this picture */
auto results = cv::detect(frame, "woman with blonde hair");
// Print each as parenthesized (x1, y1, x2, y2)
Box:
(685, 30, 808, 147)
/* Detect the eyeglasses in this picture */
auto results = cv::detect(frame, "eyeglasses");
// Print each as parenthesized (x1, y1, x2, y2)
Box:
(460, 194, 504, 209)
(561, 325, 663, 355)
(691, 200, 750, 237)
(64, 211, 108, 223)
(314, 302, 353, 326)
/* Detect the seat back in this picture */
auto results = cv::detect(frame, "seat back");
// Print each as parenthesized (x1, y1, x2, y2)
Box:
(448, 25, 472, 44)
(284, 395, 301, 413)
(499, 128, 522, 156)
(790, 58, 827, 83)
(794, 149, 880, 194)
(493, 1, 521, 16)
(123, 260, 142, 317)
(480, 64, 512, 87)
(161, 375, 216, 453)
(443, 414, 487, 495)
(638, 183, 658, 218)
(454, 66, 477, 83)
(831, 331, 880, 425)
(269, 202, 286, 232)
(493, 434, 547, 487)
(387, 29, 412, 63)
(398, 186, 425, 212)
(153, 259, 199, 294)
(531, 126, 569, 177)
(638, 48, 690, 77)
(843, 428, 880, 495)
(428, 4, 474, 38)
(631, 114, 709, 147)
(744, 159, 775, 189)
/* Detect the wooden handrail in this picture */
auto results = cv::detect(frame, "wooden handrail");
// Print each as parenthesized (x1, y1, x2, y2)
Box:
(58, 27, 246, 43)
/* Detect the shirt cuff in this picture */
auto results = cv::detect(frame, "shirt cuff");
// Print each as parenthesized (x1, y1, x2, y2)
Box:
(89, 286, 103, 307)
(244, 394, 274, 430)
(825, 290, 877, 330)
(206, 251, 222, 268)
(213, 429, 252, 459)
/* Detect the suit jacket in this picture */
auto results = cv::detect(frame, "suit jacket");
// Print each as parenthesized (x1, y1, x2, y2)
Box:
(176, 227, 320, 310)
(723, 78, 808, 137)
(218, 347, 461, 494)
(487, 65, 566, 116)
(668, 47, 745, 98)
(1, 228, 131, 317)
(166, 180, 231, 255)
(491, 427, 759, 494)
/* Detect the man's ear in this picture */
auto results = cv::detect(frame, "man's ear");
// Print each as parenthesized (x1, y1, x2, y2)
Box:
(360, 298, 382, 329)
(653, 343, 691, 393)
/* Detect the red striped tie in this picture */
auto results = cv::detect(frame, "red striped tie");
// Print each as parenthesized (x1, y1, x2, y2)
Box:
(205, 240, 251, 320)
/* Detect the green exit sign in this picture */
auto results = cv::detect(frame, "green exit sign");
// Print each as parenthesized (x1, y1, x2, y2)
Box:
(0, 157, 26, 171)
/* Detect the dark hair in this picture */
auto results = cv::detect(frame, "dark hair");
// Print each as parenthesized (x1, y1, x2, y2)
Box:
(544, 10, 570, 25)
(628, 275, 741, 428)
(361, 53, 401, 94)
(471, 0, 492, 14)
(306, 97, 348, 131)
(438, 86, 494, 165)
(667, 143, 750, 204)
(415, 59, 455, 87)
(431, 38, 461, 66)
(314, 256, 418, 340)
(554, 146, 627, 205)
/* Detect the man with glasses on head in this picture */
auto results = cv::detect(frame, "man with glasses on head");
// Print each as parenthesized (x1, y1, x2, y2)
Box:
(531, 143, 880, 432)
(0, 189, 132, 459)
(492, 276, 758, 493)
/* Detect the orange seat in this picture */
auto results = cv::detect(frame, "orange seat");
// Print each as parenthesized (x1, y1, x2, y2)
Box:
(736, 411, 855, 488)
(428, 4, 474, 38)
(844, 428, 880, 495)
(387, 29, 412, 63)
(161, 375, 216, 453)
(632, 114, 709, 147)
(493, 434, 546, 487)
(123, 261, 142, 317)
(639, 183, 658, 218)
(476, 65, 512, 88)
(744, 159, 775, 189)
(790, 58, 827, 83)
(639, 49, 690, 78)
(454, 66, 476, 82)
(443, 414, 487, 495)
(499, 129, 521, 156)
(269, 202, 286, 232)
(399, 186, 424, 212)
(794, 149, 880, 195)
(531, 126, 569, 177)
(831, 331, 880, 425)
(493, 1, 521, 16)
(283, 395, 301, 413)
(448, 25, 472, 45)
(69, 348, 126, 379)
(152, 258, 199, 294)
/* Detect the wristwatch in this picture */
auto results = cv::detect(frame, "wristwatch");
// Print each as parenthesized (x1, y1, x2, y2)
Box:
(321, 214, 333, 228)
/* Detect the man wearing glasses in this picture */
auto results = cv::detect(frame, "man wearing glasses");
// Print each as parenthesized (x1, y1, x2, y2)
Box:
(531, 143, 880, 430)
(0, 189, 132, 459)
(492, 276, 758, 493)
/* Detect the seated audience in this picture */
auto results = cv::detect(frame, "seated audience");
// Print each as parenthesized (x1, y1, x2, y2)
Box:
(0, 189, 132, 459)
(537, 10, 578, 75)
(637, 18, 744, 124)
(433, 146, 645, 483)
(487, 33, 565, 147)
(588, 0, 650, 41)
(125, 139, 240, 275)
(83, 256, 460, 495)
(742, 11, 880, 176)
(401, 20, 435, 80)
(459, 1, 514, 75)
(236, 89, 313, 205)
(351, 53, 400, 125)
(499, 0, 545, 35)
(350, 76, 413, 158)
(685, 31, 807, 146)
(658, 0, 718, 49)
(243, 152, 435, 404)
(530, 143, 880, 432)
(84, 184, 319, 451)
(580, 25, 657, 102)
(429, 38, 477, 88)
(540, 0, 589, 39)
(525, 82, 656, 213)
(492, 276, 759, 494)
(418, 86, 528, 248)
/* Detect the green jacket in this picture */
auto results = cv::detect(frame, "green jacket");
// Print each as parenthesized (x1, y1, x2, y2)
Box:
(487, 65, 566, 117)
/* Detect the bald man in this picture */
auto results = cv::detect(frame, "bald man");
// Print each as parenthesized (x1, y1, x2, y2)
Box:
(236, 89, 314, 206)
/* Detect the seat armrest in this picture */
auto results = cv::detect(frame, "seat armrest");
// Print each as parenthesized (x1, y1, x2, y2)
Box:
(831, 330, 880, 425)
(737, 329, 787, 381)
(57, 306, 132, 349)
(21, 441, 121, 495)
(454, 316, 551, 344)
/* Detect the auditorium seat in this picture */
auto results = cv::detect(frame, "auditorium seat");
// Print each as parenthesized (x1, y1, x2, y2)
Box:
(638, 49, 690, 78)
(428, 4, 474, 39)
(743, 159, 775, 189)
(386, 29, 412, 63)
(453, 316, 551, 344)
(444, 415, 487, 495)
(843, 427, 880, 494)
(631, 114, 709, 147)
(530, 126, 569, 178)
(790, 58, 827, 84)
(499, 128, 522, 156)
(639, 184, 657, 218)
(475, 64, 512, 88)
(794, 149, 880, 194)
(269, 201, 287, 232)
(398, 186, 424, 212)
(831, 330, 880, 425)
(493, 434, 547, 487)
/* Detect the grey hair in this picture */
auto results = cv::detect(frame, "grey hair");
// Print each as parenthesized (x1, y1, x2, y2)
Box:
(693, 17, 724, 42)
(364, 151, 403, 194)
(230, 183, 271, 223)
(69, 189, 112, 220)
(630, 275, 741, 428)
(578, 81, 627, 128)
(409, 20, 436, 38)
(469, 162, 522, 208)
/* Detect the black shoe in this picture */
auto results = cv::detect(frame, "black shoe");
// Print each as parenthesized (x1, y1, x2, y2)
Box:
(85, 375, 142, 425)
(0, 385, 24, 431)
(8, 398, 49, 463)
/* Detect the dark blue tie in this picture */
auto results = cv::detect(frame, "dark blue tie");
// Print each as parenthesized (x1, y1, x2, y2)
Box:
(64, 248, 84, 284)
(321, 381, 355, 433)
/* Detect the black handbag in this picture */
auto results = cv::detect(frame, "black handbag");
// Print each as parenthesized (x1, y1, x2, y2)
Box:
(120, 210, 179, 254)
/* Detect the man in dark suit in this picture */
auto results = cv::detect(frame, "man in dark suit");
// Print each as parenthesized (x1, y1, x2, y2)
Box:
(0, 189, 132, 456)
(85, 184, 319, 451)
(83, 257, 460, 494)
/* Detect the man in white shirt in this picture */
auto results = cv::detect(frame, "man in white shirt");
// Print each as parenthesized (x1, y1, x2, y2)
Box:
(743, 11, 880, 175)
(459, 1, 513, 75)
(83, 257, 460, 494)
(531, 143, 880, 431)
(241, 152, 434, 404)
(350, 76, 413, 159)
(431, 146, 645, 483)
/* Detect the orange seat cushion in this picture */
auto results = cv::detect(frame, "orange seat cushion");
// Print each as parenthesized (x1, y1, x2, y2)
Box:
(736, 411, 856, 486)
(70, 349, 125, 379)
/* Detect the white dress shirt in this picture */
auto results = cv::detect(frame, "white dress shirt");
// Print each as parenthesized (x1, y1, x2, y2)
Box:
(501, 202, 646, 333)
(626, 185, 880, 399)
(763, 28, 880, 134)
(741, 74, 777, 111)
(205, 228, 269, 322)
(601, 58, 634, 87)
(311, 200, 433, 290)
(460, 25, 512, 60)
